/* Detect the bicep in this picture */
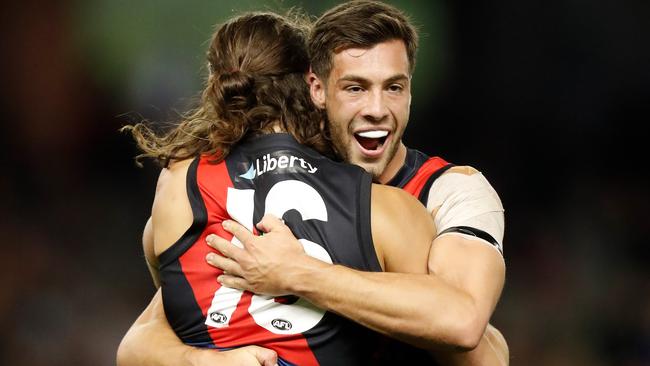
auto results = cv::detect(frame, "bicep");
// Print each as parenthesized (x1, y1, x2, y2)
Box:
(371, 184, 434, 274)
(426, 166, 506, 311)
(428, 234, 505, 322)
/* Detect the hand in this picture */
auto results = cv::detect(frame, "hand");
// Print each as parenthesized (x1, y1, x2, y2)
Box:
(205, 214, 320, 296)
(192, 345, 278, 366)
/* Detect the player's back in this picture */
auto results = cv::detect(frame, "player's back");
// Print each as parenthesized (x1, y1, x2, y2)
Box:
(158, 133, 382, 366)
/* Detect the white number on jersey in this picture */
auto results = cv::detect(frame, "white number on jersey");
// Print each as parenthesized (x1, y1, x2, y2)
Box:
(205, 180, 332, 334)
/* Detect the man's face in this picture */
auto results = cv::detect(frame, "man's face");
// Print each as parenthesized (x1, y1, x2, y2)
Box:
(310, 40, 411, 183)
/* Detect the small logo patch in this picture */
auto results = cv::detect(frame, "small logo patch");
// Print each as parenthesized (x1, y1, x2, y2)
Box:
(271, 318, 292, 331)
(239, 165, 256, 180)
(209, 312, 228, 324)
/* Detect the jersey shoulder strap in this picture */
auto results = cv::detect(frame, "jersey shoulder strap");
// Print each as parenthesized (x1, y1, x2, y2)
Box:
(390, 149, 453, 205)
(408, 158, 454, 205)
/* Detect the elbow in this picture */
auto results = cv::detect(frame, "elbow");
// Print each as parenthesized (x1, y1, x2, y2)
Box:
(453, 320, 484, 351)
(421, 307, 485, 351)
(447, 311, 486, 351)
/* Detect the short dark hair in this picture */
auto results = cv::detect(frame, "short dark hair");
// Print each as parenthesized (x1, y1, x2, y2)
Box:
(309, 0, 418, 79)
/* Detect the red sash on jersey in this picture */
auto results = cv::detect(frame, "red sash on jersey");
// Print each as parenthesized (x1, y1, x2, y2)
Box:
(401, 157, 451, 203)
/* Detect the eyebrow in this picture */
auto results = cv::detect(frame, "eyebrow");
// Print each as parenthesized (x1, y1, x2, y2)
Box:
(337, 73, 410, 85)
(384, 74, 410, 85)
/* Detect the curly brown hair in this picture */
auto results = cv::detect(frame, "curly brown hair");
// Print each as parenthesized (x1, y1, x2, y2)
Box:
(123, 11, 330, 167)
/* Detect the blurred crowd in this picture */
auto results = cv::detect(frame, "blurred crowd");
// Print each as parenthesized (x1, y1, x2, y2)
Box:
(1, 1, 648, 365)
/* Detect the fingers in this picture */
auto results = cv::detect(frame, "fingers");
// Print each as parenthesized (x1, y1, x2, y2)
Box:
(256, 214, 289, 234)
(205, 252, 244, 277)
(206, 233, 245, 260)
(222, 220, 256, 247)
(217, 274, 254, 292)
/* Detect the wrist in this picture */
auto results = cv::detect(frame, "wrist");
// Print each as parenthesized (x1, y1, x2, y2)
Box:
(285, 255, 334, 297)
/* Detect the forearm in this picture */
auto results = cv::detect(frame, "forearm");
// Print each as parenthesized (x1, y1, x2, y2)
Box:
(117, 290, 206, 366)
(288, 258, 482, 350)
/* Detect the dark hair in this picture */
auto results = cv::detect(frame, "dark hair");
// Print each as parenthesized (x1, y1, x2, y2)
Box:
(124, 11, 329, 167)
(309, 0, 418, 79)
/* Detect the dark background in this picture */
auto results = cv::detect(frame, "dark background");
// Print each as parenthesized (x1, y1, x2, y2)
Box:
(1, 1, 648, 365)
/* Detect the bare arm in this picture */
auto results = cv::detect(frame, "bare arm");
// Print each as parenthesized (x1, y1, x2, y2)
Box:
(142, 217, 160, 287)
(436, 324, 509, 365)
(116, 289, 277, 366)
(209, 185, 505, 351)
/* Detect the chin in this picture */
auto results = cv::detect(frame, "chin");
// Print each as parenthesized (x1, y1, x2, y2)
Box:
(358, 161, 386, 180)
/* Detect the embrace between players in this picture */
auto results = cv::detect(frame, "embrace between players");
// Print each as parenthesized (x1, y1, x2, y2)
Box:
(119, 1, 508, 365)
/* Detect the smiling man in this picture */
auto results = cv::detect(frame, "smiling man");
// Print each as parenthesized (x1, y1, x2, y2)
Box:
(312, 39, 411, 184)
(118, 1, 508, 365)
(207, 2, 509, 364)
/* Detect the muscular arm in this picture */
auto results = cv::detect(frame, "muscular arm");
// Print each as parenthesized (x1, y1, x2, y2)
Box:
(116, 289, 205, 366)
(211, 184, 505, 351)
(117, 289, 277, 366)
(290, 185, 503, 350)
(290, 185, 481, 349)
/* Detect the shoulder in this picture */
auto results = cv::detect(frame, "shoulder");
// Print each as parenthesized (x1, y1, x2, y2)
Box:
(427, 165, 503, 210)
(155, 159, 194, 193)
(151, 158, 195, 256)
(427, 164, 505, 251)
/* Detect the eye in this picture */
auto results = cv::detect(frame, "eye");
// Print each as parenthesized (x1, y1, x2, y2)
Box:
(345, 85, 364, 94)
(388, 84, 404, 93)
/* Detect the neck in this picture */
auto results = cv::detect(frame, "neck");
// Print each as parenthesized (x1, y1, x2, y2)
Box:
(377, 143, 407, 184)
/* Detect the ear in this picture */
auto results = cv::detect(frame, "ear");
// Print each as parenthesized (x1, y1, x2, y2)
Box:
(308, 71, 327, 109)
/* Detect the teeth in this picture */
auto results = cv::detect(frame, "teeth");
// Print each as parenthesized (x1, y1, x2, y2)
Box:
(357, 130, 388, 138)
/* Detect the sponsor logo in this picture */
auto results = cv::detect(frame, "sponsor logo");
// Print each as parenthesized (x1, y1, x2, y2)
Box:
(240, 153, 318, 180)
(209, 311, 228, 324)
(271, 318, 292, 331)
(239, 165, 256, 180)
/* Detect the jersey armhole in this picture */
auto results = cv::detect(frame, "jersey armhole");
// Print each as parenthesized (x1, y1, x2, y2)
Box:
(357, 172, 383, 272)
(158, 157, 209, 267)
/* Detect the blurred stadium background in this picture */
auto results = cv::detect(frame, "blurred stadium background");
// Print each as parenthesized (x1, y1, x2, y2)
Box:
(0, 1, 648, 365)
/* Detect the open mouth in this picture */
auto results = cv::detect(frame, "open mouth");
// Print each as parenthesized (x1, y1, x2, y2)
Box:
(354, 130, 389, 156)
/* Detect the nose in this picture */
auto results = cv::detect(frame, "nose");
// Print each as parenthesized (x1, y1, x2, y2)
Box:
(362, 89, 389, 122)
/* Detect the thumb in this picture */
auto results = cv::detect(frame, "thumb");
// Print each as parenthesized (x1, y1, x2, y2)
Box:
(256, 214, 289, 234)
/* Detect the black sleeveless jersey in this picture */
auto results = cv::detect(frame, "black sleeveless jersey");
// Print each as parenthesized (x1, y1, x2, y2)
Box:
(158, 133, 382, 366)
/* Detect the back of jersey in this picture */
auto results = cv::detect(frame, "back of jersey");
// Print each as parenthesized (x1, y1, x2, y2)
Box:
(159, 133, 382, 366)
